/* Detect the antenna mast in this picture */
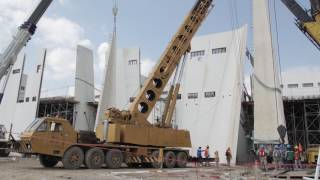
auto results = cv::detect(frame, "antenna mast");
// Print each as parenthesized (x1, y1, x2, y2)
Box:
(112, 0, 118, 34)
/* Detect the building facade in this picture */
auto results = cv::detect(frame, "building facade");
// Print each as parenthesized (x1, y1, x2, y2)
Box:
(174, 26, 248, 164)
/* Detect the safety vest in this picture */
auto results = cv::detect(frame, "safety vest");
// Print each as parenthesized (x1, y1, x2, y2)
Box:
(259, 149, 265, 157)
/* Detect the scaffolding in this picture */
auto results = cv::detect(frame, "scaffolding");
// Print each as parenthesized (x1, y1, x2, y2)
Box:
(284, 98, 320, 148)
(242, 98, 320, 148)
(37, 97, 78, 124)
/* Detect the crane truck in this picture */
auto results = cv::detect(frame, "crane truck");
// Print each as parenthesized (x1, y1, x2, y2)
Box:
(0, 0, 52, 157)
(14, 0, 214, 169)
(281, 0, 320, 50)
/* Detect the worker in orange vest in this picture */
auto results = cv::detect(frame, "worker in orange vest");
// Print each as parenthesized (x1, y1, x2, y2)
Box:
(258, 146, 267, 170)
(204, 146, 210, 167)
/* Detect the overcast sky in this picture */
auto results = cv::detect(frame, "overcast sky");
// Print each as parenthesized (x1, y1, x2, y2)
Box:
(0, 0, 319, 96)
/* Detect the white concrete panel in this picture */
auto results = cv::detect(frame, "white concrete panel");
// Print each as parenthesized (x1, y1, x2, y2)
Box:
(176, 26, 248, 164)
(252, 0, 286, 143)
(116, 48, 141, 109)
(281, 70, 320, 99)
(0, 52, 25, 136)
(95, 33, 118, 127)
(74, 45, 95, 131)
(13, 49, 46, 137)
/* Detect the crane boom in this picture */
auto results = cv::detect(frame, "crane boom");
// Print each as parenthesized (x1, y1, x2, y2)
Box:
(0, 0, 53, 80)
(105, 0, 213, 126)
(281, 0, 320, 50)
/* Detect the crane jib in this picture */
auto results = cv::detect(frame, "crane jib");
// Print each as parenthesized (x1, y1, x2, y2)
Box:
(126, 0, 213, 125)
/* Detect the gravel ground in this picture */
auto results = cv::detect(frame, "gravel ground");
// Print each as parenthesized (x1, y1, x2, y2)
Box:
(0, 156, 314, 180)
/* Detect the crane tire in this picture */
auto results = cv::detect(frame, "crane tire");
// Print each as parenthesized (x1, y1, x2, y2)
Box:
(39, 154, 59, 168)
(105, 149, 123, 169)
(151, 150, 161, 168)
(176, 151, 188, 168)
(85, 148, 104, 169)
(62, 146, 84, 169)
(164, 151, 176, 168)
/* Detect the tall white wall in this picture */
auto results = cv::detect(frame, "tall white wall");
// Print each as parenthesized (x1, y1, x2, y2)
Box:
(14, 50, 46, 136)
(175, 26, 248, 164)
(95, 33, 118, 127)
(116, 48, 141, 109)
(0, 50, 46, 138)
(281, 70, 320, 99)
(0, 53, 25, 135)
(74, 45, 95, 131)
(252, 0, 286, 143)
(95, 30, 141, 128)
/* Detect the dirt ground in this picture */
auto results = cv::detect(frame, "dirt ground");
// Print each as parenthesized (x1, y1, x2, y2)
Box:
(0, 156, 316, 180)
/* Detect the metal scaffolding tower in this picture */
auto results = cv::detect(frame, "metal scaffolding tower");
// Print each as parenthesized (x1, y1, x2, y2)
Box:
(284, 99, 320, 148)
(37, 97, 77, 124)
(243, 98, 320, 149)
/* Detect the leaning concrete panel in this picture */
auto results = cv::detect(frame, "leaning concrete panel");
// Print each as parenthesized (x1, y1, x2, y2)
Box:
(74, 45, 95, 131)
(13, 49, 46, 137)
(95, 32, 118, 128)
(176, 26, 248, 164)
(252, 0, 286, 143)
(0, 53, 25, 136)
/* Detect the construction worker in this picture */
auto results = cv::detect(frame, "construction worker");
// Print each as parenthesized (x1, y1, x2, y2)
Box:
(294, 145, 301, 169)
(197, 146, 203, 166)
(258, 146, 267, 170)
(225, 147, 232, 166)
(214, 151, 219, 167)
(285, 145, 294, 170)
(280, 144, 287, 166)
(273, 145, 282, 170)
(204, 145, 210, 166)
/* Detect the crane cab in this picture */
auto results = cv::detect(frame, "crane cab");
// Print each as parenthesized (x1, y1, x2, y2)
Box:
(19, 118, 77, 157)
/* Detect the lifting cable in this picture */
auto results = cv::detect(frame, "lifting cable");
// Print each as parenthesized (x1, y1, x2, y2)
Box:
(272, 0, 283, 85)
(266, 0, 282, 126)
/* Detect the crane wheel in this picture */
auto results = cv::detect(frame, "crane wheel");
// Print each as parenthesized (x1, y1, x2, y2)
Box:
(176, 152, 188, 168)
(62, 146, 84, 169)
(39, 155, 59, 168)
(105, 149, 123, 169)
(151, 151, 161, 168)
(164, 151, 176, 168)
(85, 148, 104, 169)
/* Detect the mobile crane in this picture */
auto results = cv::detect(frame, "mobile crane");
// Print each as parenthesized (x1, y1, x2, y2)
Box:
(15, 0, 214, 169)
(281, 0, 320, 50)
(0, 0, 52, 157)
(0, 0, 53, 82)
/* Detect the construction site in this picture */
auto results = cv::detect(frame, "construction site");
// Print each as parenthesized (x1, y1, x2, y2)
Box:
(0, 0, 319, 179)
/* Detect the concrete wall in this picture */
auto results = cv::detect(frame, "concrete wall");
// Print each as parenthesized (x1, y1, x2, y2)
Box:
(0, 50, 46, 138)
(281, 70, 320, 99)
(252, 0, 286, 143)
(74, 45, 96, 131)
(95, 32, 141, 127)
(96, 33, 117, 127)
(116, 48, 141, 109)
(0, 53, 25, 136)
(175, 26, 248, 164)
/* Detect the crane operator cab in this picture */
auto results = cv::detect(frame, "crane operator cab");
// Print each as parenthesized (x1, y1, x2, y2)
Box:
(17, 118, 78, 157)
